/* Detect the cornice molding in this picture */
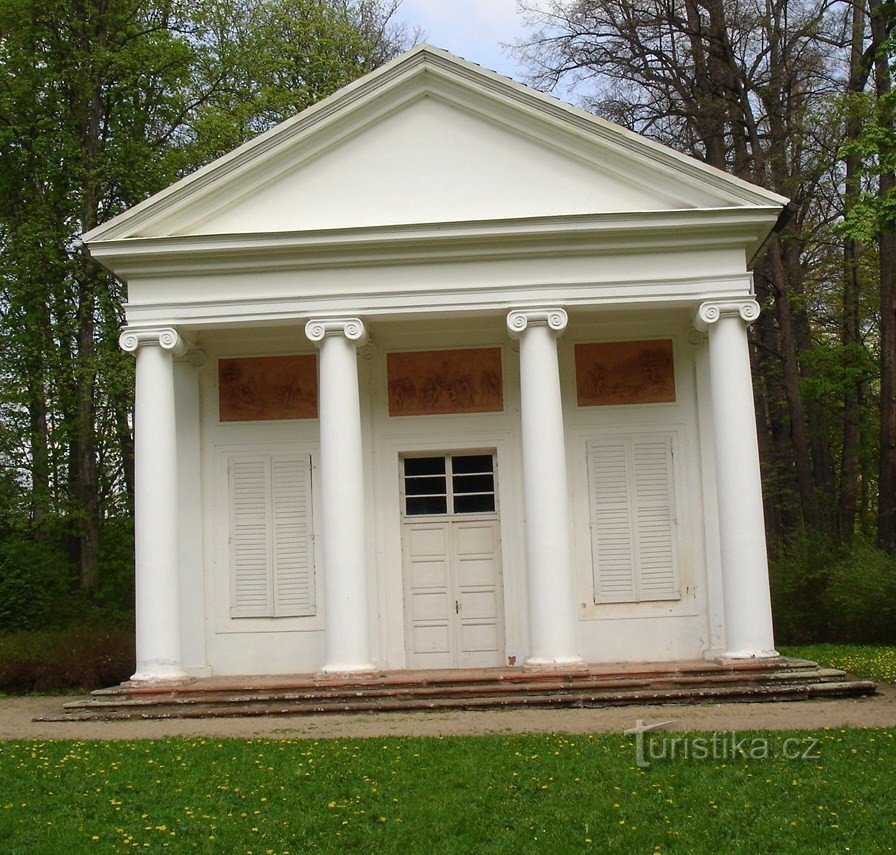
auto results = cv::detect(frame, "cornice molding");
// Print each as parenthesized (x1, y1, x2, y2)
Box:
(506, 307, 568, 338)
(694, 299, 760, 333)
(87, 208, 780, 280)
(305, 317, 368, 347)
(119, 327, 188, 356)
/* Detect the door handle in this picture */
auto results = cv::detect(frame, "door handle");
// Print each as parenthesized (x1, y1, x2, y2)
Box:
(455, 600, 460, 614)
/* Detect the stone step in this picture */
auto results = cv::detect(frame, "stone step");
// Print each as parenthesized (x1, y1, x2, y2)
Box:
(89, 657, 823, 700)
(43, 678, 876, 722)
(66, 666, 853, 713)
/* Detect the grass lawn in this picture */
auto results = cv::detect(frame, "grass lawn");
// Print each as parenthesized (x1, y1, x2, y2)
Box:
(779, 643, 896, 684)
(1, 731, 894, 853)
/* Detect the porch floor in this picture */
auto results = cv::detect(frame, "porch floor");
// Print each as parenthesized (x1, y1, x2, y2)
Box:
(41, 657, 876, 722)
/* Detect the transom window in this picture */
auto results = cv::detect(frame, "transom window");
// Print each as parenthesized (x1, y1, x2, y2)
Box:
(402, 454, 496, 516)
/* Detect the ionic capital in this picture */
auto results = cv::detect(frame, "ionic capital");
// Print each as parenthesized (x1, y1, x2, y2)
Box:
(694, 299, 760, 333)
(119, 327, 188, 357)
(305, 317, 368, 347)
(506, 307, 568, 339)
(181, 348, 207, 369)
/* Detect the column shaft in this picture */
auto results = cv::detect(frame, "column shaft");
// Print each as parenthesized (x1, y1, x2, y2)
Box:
(125, 330, 186, 681)
(307, 319, 373, 673)
(508, 309, 582, 667)
(700, 302, 777, 657)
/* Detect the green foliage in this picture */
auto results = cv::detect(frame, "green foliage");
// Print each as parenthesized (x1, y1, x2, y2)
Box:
(0, 732, 894, 851)
(779, 643, 896, 683)
(0, 516, 134, 634)
(95, 519, 135, 615)
(823, 540, 896, 642)
(800, 342, 878, 407)
(0, 0, 407, 593)
(184, 0, 398, 165)
(770, 535, 896, 644)
(0, 625, 134, 692)
(769, 536, 830, 643)
(0, 538, 69, 632)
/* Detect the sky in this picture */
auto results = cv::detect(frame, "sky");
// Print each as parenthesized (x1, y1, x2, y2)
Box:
(394, 0, 532, 84)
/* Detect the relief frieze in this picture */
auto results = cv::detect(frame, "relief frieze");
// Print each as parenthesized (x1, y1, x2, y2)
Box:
(387, 347, 503, 416)
(575, 339, 676, 406)
(219, 354, 318, 421)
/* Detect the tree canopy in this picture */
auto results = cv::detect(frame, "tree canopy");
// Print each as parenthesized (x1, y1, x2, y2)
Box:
(518, 0, 896, 553)
(0, 0, 408, 604)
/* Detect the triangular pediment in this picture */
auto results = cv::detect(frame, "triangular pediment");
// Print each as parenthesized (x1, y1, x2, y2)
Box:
(84, 45, 786, 244)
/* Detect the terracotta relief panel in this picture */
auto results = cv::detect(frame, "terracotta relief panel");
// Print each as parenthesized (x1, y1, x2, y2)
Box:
(575, 339, 675, 406)
(219, 355, 318, 421)
(387, 348, 503, 416)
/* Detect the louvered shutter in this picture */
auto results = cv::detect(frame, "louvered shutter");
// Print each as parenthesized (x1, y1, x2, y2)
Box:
(270, 457, 315, 616)
(230, 459, 272, 616)
(631, 438, 678, 600)
(229, 454, 316, 618)
(588, 435, 679, 604)
(588, 439, 636, 602)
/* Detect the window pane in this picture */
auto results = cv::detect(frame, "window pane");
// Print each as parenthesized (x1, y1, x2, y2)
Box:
(406, 495, 448, 515)
(452, 473, 494, 495)
(404, 456, 446, 477)
(405, 475, 447, 496)
(453, 493, 496, 514)
(452, 454, 493, 474)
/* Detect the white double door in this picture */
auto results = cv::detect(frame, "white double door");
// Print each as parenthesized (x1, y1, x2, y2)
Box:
(402, 517, 504, 669)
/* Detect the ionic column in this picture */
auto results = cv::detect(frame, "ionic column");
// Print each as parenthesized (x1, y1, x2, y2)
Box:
(695, 300, 777, 658)
(507, 308, 583, 667)
(119, 327, 188, 681)
(305, 318, 374, 673)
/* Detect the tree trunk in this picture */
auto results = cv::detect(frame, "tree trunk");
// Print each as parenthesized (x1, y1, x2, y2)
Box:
(760, 240, 818, 529)
(750, 333, 782, 550)
(28, 393, 50, 537)
(871, 0, 896, 551)
(839, 0, 872, 540)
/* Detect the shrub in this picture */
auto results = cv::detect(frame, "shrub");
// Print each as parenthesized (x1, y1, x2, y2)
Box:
(0, 625, 134, 693)
(96, 518, 135, 617)
(0, 537, 70, 632)
(770, 535, 896, 645)
(768, 534, 831, 643)
(822, 539, 896, 643)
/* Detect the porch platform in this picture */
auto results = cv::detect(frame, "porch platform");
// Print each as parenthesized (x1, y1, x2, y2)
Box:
(41, 657, 876, 722)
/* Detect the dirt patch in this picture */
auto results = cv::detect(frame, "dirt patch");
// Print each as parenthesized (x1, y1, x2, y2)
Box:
(3, 682, 894, 740)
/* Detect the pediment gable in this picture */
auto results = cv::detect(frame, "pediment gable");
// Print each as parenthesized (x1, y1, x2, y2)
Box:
(84, 45, 786, 244)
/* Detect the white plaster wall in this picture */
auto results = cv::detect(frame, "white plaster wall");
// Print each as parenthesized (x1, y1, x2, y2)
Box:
(190, 310, 720, 675)
(562, 312, 714, 662)
(174, 359, 209, 674)
(186, 95, 678, 235)
(197, 327, 326, 675)
(366, 316, 527, 669)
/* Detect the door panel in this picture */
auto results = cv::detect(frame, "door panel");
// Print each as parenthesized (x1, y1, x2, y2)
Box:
(403, 516, 503, 669)
(404, 521, 454, 668)
(459, 620, 501, 655)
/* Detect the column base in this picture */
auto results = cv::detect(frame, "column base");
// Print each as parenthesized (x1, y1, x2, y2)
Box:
(523, 656, 587, 672)
(317, 663, 377, 678)
(715, 649, 780, 663)
(130, 664, 189, 683)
